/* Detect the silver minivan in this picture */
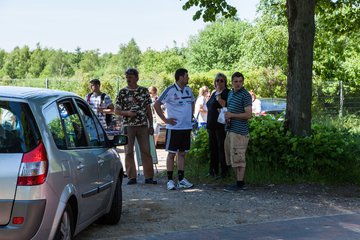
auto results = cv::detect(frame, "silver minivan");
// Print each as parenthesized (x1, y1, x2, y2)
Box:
(0, 86, 126, 239)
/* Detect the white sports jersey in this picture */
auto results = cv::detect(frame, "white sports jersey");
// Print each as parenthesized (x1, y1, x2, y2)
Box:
(158, 83, 194, 130)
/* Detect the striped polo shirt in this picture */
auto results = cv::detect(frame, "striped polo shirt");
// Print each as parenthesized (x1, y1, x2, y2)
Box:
(226, 87, 252, 135)
(158, 83, 195, 130)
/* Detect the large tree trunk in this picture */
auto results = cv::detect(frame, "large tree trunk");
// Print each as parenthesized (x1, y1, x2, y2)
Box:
(285, 0, 315, 136)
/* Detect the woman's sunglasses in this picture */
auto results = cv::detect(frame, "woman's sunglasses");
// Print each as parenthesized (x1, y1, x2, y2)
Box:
(216, 79, 225, 83)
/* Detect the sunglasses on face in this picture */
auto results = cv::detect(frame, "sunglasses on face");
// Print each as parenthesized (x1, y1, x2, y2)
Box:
(216, 79, 225, 83)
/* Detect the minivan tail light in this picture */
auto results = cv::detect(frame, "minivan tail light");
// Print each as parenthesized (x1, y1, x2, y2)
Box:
(17, 142, 48, 186)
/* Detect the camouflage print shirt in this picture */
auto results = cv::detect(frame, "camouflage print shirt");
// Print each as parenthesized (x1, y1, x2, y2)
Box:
(116, 86, 152, 127)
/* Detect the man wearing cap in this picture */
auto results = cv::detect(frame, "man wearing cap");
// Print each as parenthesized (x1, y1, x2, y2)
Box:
(115, 68, 157, 185)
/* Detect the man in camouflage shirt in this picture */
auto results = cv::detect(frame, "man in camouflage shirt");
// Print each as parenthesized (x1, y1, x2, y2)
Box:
(115, 68, 157, 185)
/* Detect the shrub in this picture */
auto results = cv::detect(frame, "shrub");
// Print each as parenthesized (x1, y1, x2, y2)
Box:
(187, 116, 360, 185)
(186, 128, 210, 180)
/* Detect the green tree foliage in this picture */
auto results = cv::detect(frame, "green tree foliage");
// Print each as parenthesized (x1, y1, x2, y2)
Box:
(72, 47, 83, 69)
(181, 0, 359, 136)
(3, 46, 31, 78)
(186, 19, 251, 71)
(41, 50, 74, 78)
(313, 1, 360, 95)
(101, 53, 122, 81)
(1, 0, 358, 122)
(237, 16, 288, 72)
(28, 43, 47, 78)
(258, 0, 287, 26)
(246, 67, 287, 98)
(139, 48, 185, 75)
(316, 0, 360, 35)
(0, 49, 6, 70)
(0, 49, 6, 78)
(182, 0, 237, 22)
(78, 50, 101, 77)
(118, 38, 141, 72)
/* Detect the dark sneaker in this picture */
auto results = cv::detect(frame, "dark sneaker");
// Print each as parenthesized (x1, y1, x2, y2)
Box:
(224, 184, 247, 192)
(145, 178, 158, 184)
(127, 178, 137, 185)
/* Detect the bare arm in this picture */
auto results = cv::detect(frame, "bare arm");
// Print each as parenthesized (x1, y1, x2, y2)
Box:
(154, 100, 176, 125)
(99, 103, 114, 114)
(114, 107, 136, 117)
(199, 104, 207, 113)
(225, 106, 252, 121)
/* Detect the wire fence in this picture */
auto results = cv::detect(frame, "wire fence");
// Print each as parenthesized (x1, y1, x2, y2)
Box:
(0, 78, 86, 92)
(314, 81, 360, 117)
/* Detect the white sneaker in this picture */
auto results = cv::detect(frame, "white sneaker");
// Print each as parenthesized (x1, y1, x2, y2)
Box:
(167, 180, 176, 190)
(177, 178, 193, 189)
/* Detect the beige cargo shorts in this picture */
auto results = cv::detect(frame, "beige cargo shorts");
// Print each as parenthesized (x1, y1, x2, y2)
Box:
(224, 132, 250, 168)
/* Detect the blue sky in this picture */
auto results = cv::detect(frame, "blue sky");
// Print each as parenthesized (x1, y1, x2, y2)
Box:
(0, 0, 259, 53)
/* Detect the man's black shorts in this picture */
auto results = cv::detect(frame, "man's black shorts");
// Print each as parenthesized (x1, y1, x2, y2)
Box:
(165, 129, 191, 153)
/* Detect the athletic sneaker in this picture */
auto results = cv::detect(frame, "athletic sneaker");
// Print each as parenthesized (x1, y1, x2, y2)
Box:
(167, 180, 176, 190)
(177, 178, 194, 189)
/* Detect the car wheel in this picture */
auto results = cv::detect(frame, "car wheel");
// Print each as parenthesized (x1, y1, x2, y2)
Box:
(54, 204, 73, 240)
(99, 177, 122, 224)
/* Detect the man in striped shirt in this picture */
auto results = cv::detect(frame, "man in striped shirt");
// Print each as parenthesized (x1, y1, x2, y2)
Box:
(224, 72, 252, 192)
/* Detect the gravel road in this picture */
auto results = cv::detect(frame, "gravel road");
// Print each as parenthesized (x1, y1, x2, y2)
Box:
(76, 175, 360, 239)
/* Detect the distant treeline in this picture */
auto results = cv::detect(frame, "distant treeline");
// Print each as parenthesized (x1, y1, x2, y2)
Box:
(0, 2, 358, 113)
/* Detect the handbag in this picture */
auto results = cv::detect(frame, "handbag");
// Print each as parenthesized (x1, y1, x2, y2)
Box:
(217, 107, 227, 124)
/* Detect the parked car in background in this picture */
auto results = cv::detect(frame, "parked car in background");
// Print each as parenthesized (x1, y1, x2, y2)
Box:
(0, 86, 127, 240)
(156, 123, 166, 146)
(258, 98, 286, 120)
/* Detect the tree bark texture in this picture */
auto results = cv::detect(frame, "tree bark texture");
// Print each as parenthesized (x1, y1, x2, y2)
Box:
(286, 0, 315, 136)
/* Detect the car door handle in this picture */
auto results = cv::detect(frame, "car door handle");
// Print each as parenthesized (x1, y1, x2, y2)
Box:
(77, 163, 85, 170)
(98, 159, 104, 166)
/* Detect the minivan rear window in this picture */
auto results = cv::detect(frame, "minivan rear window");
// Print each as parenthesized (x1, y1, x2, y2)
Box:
(0, 101, 41, 153)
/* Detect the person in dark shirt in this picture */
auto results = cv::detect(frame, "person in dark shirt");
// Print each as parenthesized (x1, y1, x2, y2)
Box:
(206, 73, 230, 178)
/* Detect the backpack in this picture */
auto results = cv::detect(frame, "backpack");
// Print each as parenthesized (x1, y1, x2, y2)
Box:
(87, 92, 113, 126)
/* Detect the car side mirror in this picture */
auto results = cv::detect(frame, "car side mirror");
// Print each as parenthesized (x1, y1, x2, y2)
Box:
(106, 130, 128, 146)
(112, 134, 128, 146)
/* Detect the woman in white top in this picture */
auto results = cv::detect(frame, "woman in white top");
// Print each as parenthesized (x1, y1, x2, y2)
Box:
(250, 90, 261, 115)
(194, 86, 210, 128)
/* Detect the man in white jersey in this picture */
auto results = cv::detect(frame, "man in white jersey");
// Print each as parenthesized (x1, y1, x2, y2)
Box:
(154, 68, 195, 190)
